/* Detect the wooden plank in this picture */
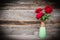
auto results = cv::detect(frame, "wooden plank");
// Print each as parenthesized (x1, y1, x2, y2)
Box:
(0, 6, 44, 10)
(0, 24, 60, 39)
(0, 6, 60, 40)
(0, 10, 60, 21)
(0, 0, 34, 4)
(0, 20, 60, 25)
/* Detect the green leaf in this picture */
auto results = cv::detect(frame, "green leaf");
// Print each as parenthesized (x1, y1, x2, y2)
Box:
(45, 14, 51, 19)
(41, 14, 51, 21)
(41, 15, 47, 21)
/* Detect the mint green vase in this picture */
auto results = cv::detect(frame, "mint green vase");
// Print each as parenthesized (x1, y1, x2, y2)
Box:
(39, 27, 46, 39)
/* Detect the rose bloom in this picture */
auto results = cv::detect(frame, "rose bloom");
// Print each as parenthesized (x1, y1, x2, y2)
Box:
(35, 8, 42, 13)
(45, 6, 53, 13)
(36, 12, 44, 19)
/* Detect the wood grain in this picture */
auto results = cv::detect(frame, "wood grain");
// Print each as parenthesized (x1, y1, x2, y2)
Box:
(0, 10, 60, 21)
(0, 2, 60, 40)
(0, 24, 60, 39)
(0, 20, 60, 25)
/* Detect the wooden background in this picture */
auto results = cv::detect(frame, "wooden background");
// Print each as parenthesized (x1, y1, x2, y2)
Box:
(0, 0, 60, 40)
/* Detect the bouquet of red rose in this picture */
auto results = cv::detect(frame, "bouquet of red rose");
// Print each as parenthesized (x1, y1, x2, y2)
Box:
(35, 5, 53, 39)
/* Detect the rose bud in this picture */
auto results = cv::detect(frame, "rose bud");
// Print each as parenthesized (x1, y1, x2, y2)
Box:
(35, 8, 42, 13)
(36, 12, 44, 19)
(45, 5, 53, 13)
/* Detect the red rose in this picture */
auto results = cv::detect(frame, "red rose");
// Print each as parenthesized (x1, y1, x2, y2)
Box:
(35, 8, 42, 13)
(36, 12, 44, 19)
(45, 6, 53, 13)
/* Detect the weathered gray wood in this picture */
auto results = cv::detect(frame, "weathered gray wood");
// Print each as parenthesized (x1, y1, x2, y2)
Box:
(0, 10, 60, 22)
(0, 0, 35, 10)
(0, 0, 34, 5)
(0, 20, 60, 25)
(0, 10, 35, 21)
(0, 2, 60, 40)
(0, 6, 44, 10)
(0, 24, 59, 39)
